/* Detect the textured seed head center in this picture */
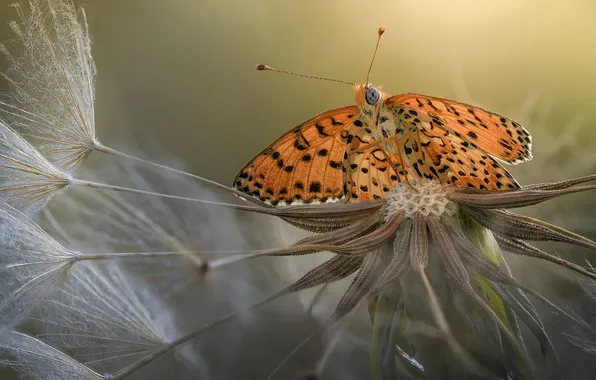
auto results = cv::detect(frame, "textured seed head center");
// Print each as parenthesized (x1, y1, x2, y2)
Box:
(384, 179, 457, 221)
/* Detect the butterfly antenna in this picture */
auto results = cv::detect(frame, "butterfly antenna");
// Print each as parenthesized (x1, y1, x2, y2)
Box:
(256, 64, 356, 86)
(365, 26, 385, 85)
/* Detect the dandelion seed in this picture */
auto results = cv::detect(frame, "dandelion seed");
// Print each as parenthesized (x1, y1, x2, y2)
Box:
(31, 262, 207, 377)
(0, 198, 206, 337)
(0, 118, 266, 214)
(565, 279, 596, 356)
(0, 121, 70, 213)
(35, 156, 312, 309)
(0, 200, 74, 336)
(0, 0, 96, 174)
(0, 331, 102, 380)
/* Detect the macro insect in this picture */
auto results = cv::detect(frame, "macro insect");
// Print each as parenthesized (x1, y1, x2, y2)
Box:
(234, 28, 532, 206)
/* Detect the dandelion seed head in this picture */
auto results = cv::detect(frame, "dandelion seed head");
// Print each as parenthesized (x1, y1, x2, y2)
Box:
(0, 0, 96, 174)
(0, 331, 102, 380)
(0, 120, 71, 213)
(384, 178, 457, 221)
(33, 258, 208, 376)
(267, 174, 596, 377)
(0, 201, 75, 336)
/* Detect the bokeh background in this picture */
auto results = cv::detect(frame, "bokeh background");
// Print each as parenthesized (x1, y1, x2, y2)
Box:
(1, 0, 595, 186)
(1, 0, 596, 185)
(1, 0, 596, 379)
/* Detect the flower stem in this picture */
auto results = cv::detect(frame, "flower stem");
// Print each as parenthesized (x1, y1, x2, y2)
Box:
(370, 290, 400, 380)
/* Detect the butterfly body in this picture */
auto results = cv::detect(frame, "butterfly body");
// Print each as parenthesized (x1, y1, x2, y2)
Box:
(351, 83, 409, 154)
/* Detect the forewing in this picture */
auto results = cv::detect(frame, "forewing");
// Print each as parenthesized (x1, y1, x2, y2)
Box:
(234, 106, 358, 205)
(386, 94, 532, 164)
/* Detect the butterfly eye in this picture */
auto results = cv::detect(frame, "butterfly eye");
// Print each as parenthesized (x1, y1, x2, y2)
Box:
(365, 87, 381, 105)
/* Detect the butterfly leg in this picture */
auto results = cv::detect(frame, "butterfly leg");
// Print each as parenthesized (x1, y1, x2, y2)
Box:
(388, 129, 423, 191)
(414, 126, 426, 161)
(342, 135, 385, 202)
(343, 144, 354, 203)
(377, 135, 417, 191)
(395, 140, 418, 192)
(376, 144, 414, 190)
(350, 141, 378, 154)
(342, 138, 379, 202)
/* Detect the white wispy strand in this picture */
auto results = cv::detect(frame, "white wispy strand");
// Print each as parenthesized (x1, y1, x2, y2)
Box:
(39, 186, 207, 305)
(0, 201, 75, 337)
(38, 158, 215, 304)
(566, 279, 596, 355)
(0, 0, 97, 174)
(0, 119, 248, 216)
(0, 121, 71, 214)
(37, 155, 293, 298)
(32, 262, 207, 377)
(0, 331, 102, 380)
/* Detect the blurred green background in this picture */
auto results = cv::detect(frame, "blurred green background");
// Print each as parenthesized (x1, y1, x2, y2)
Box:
(1, 0, 595, 187)
(0, 0, 596, 379)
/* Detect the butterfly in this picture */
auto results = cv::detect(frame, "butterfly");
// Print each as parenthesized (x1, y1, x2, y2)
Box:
(234, 28, 532, 206)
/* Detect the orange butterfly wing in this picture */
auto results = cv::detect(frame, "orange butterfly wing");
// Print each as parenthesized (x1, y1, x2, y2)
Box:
(344, 143, 415, 202)
(415, 122, 520, 190)
(234, 106, 358, 205)
(235, 94, 529, 204)
(385, 94, 532, 164)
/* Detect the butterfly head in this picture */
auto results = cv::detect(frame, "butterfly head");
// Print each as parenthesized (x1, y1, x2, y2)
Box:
(365, 86, 382, 105)
(353, 83, 386, 108)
